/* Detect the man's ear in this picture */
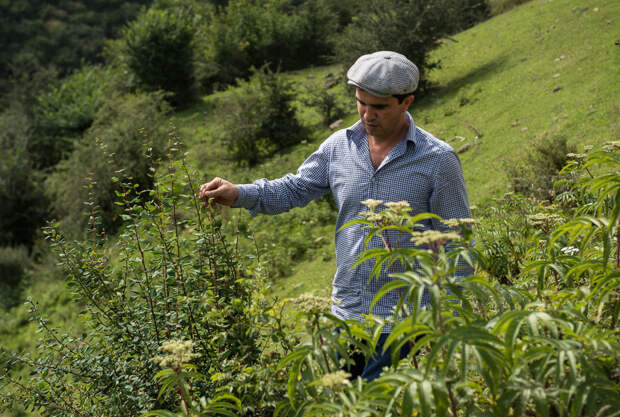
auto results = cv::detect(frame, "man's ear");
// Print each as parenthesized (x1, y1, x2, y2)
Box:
(403, 95, 414, 110)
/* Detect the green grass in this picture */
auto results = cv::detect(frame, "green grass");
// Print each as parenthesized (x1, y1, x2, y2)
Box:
(417, 0, 619, 203)
(269, 236, 336, 301)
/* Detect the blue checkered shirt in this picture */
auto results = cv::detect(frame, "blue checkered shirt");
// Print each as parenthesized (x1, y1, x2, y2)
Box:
(234, 112, 471, 325)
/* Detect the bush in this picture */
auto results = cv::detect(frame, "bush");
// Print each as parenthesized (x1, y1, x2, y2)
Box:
(29, 65, 112, 168)
(35, 65, 111, 136)
(0, 119, 47, 248)
(218, 66, 308, 166)
(206, 0, 337, 87)
(121, 8, 197, 106)
(332, 0, 489, 94)
(0, 246, 30, 309)
(508, 135, 577, 201)
(1, 154, 289, 416)
(45, 91, 171, 237)
(300, 74, 348, 126)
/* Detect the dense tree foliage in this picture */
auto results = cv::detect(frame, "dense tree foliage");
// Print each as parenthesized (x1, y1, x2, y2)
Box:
(333, 0, 489, 94)
(46, 91, 171, 237)
(0, 0, 152, 102)
(120, 8, 198, 107)
(218, 66, 309, 166)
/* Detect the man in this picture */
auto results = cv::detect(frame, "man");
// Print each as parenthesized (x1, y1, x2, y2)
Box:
(198, 51, 471, 381)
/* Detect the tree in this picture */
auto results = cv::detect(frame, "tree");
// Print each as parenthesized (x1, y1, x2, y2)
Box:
(121, 8, 197, 106)
(333, 0, 489, 94)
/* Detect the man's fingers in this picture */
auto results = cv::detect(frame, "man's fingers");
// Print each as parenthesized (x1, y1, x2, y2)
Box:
(198, 177, 236, 207)
(204, 177, 222, 191)
(199, 178, 222, 200)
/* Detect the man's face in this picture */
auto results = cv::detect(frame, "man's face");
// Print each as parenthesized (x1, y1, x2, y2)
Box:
(355, 88, 414, 141)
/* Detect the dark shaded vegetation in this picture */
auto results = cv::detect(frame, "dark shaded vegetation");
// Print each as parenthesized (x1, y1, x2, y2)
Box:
(0, 247, 31, 310)
(0, 0, 152, 104)
(45, 91, 171, 237)
(218, 66, 309, 166)
(119, 8, 198, 107)
(508, 135, 577, 201)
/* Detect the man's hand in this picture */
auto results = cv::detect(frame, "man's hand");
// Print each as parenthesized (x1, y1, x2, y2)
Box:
(198, 177, 239, 207)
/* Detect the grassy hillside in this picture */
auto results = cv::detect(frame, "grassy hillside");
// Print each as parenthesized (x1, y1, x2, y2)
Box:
(176, 0, 618, 300)
(419, 0, 619, 203)
(1, 0, 618, 406)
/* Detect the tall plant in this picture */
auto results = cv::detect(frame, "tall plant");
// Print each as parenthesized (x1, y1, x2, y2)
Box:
(277, 143, 620, 416)
(1, 134, 287, 416)
(218, 66, 308, 166)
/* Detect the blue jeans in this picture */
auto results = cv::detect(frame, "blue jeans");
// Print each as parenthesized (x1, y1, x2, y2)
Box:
(345, 332, 413, 382)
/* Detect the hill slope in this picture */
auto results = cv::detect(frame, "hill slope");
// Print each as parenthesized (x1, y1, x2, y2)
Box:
(418, 0, 618, 202)
(193, 0, 618, 299)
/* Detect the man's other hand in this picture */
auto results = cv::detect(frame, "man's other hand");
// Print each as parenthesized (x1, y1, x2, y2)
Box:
(198, 177, 239, 207)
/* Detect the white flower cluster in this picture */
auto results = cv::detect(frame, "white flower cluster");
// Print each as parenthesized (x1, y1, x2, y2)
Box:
(527, 213, 564, 230)
(361, 198, 383, 211)
(151, 339, 201, 368)
(441, 218, 477, 228)
(411, 230, 461, 246)
(291, 293, 332, 314)
(320, 370, 351, 388)
(560, 246, 579, 256)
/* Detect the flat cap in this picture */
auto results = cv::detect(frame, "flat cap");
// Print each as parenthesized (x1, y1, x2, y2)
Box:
(347, 51, 419, 97)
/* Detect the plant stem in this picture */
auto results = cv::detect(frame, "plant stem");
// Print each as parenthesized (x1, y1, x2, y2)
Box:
(447, 381, 458, 417)
(132, 222, 161, 343)
(315, 321, 332, 374)
(612, 211, 620, 329)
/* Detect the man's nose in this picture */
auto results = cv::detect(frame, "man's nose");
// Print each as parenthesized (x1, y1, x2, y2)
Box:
(364, 109, 377, 121)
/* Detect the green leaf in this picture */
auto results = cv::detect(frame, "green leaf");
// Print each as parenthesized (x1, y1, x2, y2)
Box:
(402, 382, 416, 417)
(143, 411, 179, 417)
(369, 280, 408, 312)
(418, 380, 433, 417)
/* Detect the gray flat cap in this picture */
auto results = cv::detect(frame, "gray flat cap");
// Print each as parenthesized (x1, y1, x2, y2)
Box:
(347, 51, 419, 97)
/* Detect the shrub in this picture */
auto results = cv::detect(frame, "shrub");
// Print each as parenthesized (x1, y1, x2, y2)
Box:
(508, 135, 577, 201)
(0, 122, 47, 248)
(299, 74, 348, 126)
(332, 0, 489, 94)
(28, 65, 112, 168)
(218, 66, 308, 166)
(0, 246, 30, 309)
(474, 193, 544, 285)
(1, 152, 289, 416)
(121, 8, 197, 106)
(45, 91, 171, 237)
(35, 65, 111, 137)
(206, 0, 337, 87)
(278, 153, 620, 415)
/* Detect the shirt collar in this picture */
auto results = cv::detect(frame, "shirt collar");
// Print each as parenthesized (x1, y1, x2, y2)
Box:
(346, 111, 417, 145)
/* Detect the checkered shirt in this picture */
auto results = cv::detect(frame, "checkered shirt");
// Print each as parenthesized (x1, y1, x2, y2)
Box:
(234, 112, 471, 326)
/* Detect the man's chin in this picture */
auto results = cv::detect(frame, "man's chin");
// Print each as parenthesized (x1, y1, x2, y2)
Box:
(364, 124, 380, 134)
